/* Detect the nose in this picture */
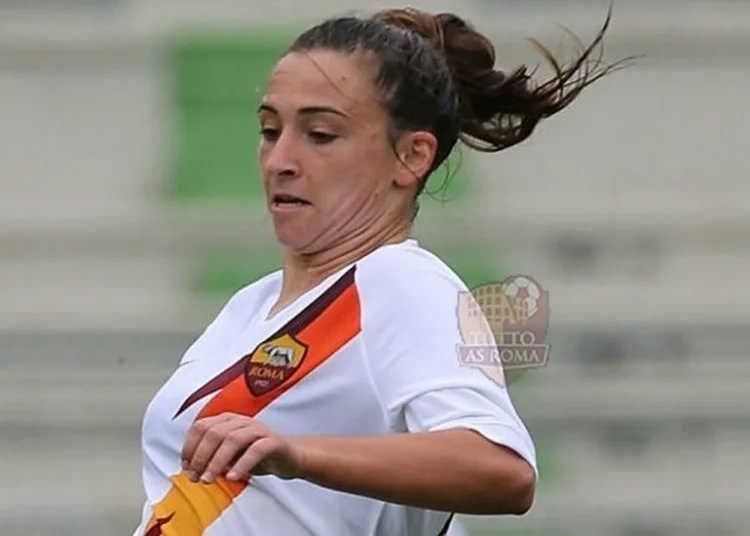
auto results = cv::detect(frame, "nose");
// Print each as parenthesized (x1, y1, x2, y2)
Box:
(261, 131, 301, 179)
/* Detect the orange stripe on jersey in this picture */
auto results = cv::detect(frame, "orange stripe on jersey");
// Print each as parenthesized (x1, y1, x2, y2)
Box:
(175, 266, 357, 419)
(143, 267, 361, 536)
(296, 282, 360, 368)
(145, 475, 245, 536)
(196, 278, 361, 421)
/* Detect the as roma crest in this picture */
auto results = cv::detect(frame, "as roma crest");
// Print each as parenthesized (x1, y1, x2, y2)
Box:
(245, 333, 308, 396)
(456, 275, 550, 387)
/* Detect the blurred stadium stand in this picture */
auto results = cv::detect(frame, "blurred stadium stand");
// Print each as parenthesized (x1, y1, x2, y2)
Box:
(1, 0, 749, 535)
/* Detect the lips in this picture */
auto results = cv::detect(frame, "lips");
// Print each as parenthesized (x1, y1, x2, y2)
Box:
(270, 194, 312, 214)
(272, 194, 311, 206)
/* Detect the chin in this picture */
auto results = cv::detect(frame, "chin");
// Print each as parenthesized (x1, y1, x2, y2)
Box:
(273, 227, 311, 253)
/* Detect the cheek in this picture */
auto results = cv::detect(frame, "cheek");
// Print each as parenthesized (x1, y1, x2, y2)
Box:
(257, 143, 270, 171)
(335, 148, 389, 204)
(355, 134, 395, 189)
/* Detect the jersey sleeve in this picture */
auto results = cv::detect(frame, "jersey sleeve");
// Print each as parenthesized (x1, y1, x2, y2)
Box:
(360, 268, 538, 476)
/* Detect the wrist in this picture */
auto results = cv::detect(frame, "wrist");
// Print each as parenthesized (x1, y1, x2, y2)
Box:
(291, 436, 324, 481)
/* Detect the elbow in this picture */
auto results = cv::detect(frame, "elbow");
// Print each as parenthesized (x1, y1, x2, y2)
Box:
(488, 456, 536, 516)
(509, 464, 536, 515)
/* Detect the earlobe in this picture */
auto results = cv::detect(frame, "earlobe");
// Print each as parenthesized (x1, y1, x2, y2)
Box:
(393, 156, 423, 189)
(393, 131, 438, 189)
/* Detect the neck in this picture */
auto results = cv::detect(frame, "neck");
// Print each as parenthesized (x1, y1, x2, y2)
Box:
(272, 221, 411, 316)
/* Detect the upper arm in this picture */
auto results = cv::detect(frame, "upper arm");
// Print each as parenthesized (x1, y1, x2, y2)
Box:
(360, 267, 538, 475)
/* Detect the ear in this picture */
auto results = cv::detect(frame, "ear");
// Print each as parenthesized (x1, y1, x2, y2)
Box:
(392, 131, 438, 189)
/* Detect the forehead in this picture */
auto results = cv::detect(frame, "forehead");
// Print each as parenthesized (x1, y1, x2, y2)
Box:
(262, 50, 381, 117)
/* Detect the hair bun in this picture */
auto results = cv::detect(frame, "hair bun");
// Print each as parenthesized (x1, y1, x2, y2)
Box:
(372, 8, 446, 54)
(375, 7, 631, 153)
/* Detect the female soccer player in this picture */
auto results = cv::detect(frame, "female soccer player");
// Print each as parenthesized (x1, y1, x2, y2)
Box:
(133, 7, 620, 536)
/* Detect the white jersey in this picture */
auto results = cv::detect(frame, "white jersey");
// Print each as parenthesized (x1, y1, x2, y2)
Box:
(132, 239, 537, 536)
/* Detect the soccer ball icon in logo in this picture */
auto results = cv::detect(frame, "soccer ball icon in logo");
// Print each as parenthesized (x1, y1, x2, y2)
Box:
(502, 275, 542, 319)
(456, 274, 550, 386)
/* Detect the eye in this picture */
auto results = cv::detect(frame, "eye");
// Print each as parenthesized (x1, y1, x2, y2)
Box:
(260, 127, 280, 141)
(309, 131, 337, 144)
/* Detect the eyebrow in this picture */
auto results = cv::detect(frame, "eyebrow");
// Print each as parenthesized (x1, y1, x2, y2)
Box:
(257, 103, 348, 118)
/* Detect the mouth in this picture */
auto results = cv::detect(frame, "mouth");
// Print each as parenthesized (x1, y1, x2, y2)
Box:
(270, 194, 312, 212)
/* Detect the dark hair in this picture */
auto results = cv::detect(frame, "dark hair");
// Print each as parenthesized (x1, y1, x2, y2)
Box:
(288, 6, 630, 204)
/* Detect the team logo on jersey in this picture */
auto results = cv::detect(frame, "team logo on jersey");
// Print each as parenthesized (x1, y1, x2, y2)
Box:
(245, 333, 308, 396)
(456, 275, 550, 387)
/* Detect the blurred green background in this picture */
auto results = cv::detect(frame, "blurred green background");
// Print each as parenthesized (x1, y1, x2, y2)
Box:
(2, 2, 748, 536)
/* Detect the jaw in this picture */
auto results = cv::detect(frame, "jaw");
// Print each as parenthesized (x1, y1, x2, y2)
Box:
(270, 208, 316, 250)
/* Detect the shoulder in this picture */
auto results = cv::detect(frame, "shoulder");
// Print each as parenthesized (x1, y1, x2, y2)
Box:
(354, 240, 468, 327)
(355, 239, 467, 300)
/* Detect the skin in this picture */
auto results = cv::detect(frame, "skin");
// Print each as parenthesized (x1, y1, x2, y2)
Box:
(257, 49, 435, 315)
(181, 49, 536, 516)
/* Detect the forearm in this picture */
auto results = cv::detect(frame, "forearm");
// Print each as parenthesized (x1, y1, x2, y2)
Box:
(295, 429, 535, 515)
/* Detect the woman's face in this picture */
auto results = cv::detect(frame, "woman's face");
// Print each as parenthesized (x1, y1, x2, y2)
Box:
(257, 49, 437, 254)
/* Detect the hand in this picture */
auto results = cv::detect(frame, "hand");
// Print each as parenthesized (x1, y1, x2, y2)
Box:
(181, 413, 306, 484)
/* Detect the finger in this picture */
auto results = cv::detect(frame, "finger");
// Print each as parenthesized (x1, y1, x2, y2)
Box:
(181, 414, 234, 468)
(186, 419, 247, 481)
(226, 436, 283, 481)
(200, 428, 266, 484)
